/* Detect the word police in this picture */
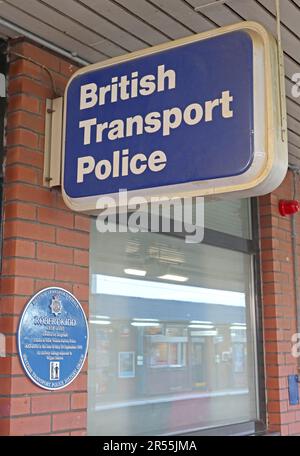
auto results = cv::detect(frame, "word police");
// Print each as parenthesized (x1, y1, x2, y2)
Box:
(77, 64, 234, 184)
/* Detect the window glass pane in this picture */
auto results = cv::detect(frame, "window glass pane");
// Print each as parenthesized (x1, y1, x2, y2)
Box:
(88, 224, 258, 436)
(205, 198, 252, 239)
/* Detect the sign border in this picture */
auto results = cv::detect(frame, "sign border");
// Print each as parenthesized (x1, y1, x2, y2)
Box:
(62, 21, 288, 213)
(17, 286, 89, 391)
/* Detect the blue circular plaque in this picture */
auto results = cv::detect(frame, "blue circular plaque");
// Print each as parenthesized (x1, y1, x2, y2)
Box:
(18, 287, 89, 390)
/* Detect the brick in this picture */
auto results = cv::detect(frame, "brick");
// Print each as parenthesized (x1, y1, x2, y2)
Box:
(4, 201, 37, 221)
(267, 388, 288, 402)
(260, 214, 279, 228)
(263, 295, 279, 306)
(260, 238, 280, 250)
(9, 59, 43, 82)
(32, 394, 70, 414)
(8, 94, 40, 115)
(3, 258, 55, 279)
(50, 73, 68, 95)
(59, 60, 78, 78)
(262, 260, 281, 272)
(10, 397, 31, 416)
(268, 411, 296, 425)
(280, 262, 294, 275)
(5, 335, 18, 354)
(10, 376, 49, 395)
(264, 329, 283, 341)
(0, 296, 28, 316)
(71, 393, 87, 410)
(0, 399, 10, 417)
(261, 250, 275, 261)
(265, 341, 279, 354)
(267, 400, 288, 413)
(10, 415, 51, 436)
(266, 353, 285, 365)
(0, 358, 12, 375)
(263, 272, 289, 284)
(71, 429, 86, 436)
(1, 276, 34, 295)
(0, 316, 19, 334)
(55, 264, 88, 284)
(52, 432, 70, 436)
(0, 419, 10, 436)
(0, 378, 11, 395)
(74, 215, 90, 232)
(6, 128, 39, 150)
(277, 342, 293, 353)
(4, 220, 55, 243)
(5, 147, 44, 169)
(37, 243, 73, 264)
(3, 239, 36, 258)
(8, 78, 52, 102)
(5, 183, 56, 207)
(37, 207, 74, 228)
(63, 373, 87, 392)
(263, 282, 282, 295)
(52, 411, 87, 432)
(72, 284, 89, 301)
(261, 227, 288, 241)
(5, 164, 41, 186)
(34, 280, 73, 294)
(289, 421, 300, 436)
(10, 357, 24, 376)
(56, 228, 89, 249)
(264, 318, 280, 330)
(11, 41, 61, 73)
(74, 250, 89, 267)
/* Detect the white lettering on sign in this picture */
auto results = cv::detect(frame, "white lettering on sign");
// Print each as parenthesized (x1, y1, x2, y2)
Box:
(77, 149, 167, 183)
(79, 65, 176, 109)
(75, 63, 234, 184)
(78, 92, 234, 145)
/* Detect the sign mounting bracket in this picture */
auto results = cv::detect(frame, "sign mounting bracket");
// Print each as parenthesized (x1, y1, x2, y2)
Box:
(43, 97, 63, 188)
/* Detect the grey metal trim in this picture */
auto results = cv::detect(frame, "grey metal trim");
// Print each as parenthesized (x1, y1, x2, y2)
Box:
(251, 197, 267, 426)
(0, 40, 7, 272)
(178, 420, 265, 436)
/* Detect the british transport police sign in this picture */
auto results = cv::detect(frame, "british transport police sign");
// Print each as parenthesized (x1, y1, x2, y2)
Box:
(18, 288, 89, 390)
(62, 22, 288, 213)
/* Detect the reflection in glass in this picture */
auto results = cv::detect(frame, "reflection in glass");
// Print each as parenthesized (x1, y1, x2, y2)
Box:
(88, 223, 257, 435)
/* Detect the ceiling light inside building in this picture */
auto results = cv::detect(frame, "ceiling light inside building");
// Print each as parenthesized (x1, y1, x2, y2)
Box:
(158, 274, 188, 282)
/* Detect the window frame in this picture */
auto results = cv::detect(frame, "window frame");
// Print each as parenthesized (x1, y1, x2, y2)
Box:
(0, 41, 7, 271)
(88, 197, 266, 436)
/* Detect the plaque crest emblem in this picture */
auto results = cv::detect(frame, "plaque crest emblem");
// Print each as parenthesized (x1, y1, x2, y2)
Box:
(50, 295, 62, 316)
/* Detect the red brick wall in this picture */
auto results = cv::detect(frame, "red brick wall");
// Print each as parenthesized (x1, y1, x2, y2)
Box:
(0, 40, 90, 436)
(260, 170, 300, 436)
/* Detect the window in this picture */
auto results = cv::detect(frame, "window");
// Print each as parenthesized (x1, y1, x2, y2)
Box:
(88, 199, 262, 435)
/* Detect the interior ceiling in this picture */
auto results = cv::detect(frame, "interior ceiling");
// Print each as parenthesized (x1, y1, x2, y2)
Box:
(0, 0, 299, 165)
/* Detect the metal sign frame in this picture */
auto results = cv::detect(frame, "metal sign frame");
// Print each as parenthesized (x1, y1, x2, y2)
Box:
(61, 21, 287, 213)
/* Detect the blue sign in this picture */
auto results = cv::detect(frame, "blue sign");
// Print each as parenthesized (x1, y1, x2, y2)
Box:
(62, 23, 287, 211)
(18, 287, 88, 390)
